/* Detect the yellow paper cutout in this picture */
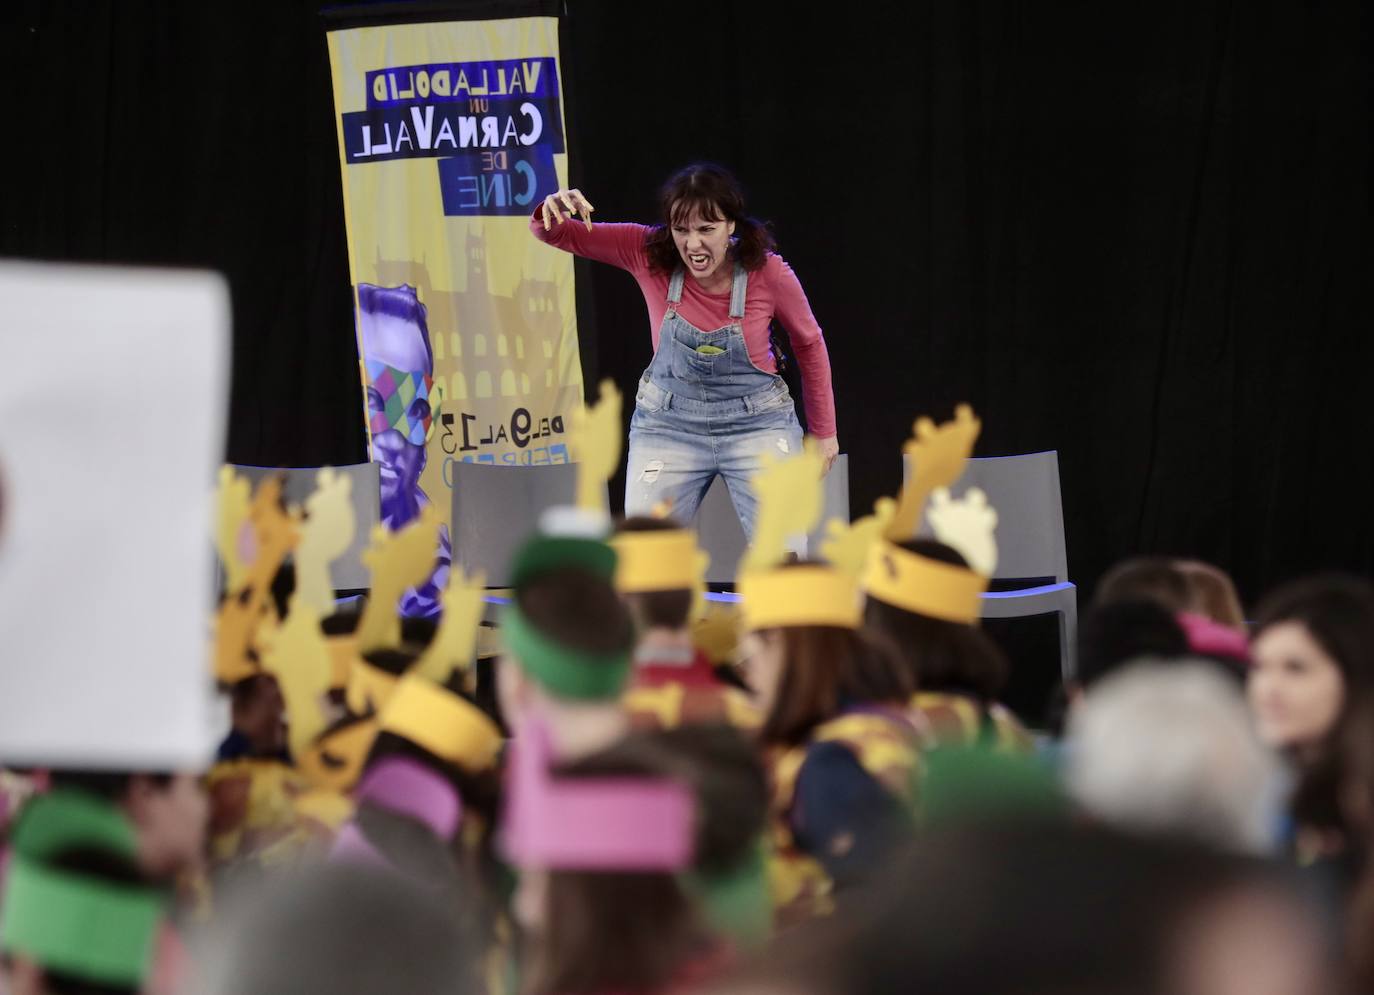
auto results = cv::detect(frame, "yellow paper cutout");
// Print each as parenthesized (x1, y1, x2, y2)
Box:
(741, 439, 825, 574)
(295, 467, 357, 617)
(927, 486, 999, 577)
(820, 496, 897, 583)
(887, 404, 982, 540)
(569, 379, 623, 513)
(213, 476, 301, 685)
(691, 601, 742, 665)
(214, 466, 252, 591)
(262, 595, 333, 757)
(413, 564, 488, 684)
(355, 505, 443, 654)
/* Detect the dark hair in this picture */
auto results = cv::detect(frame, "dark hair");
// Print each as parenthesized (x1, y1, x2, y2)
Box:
(269, 560, 296, 622)
(750, 822, 1304, 995)
(517, 567, 636, 658)
(1076, 599, 1190, 691)
(18, 846, 152, 995)
(230, 672, 280, 711)
(46, 771, 173, 804)
(863, 540, 1008, 702)
(1255, 574, 1374, 835)
(643, 163, 776, 275)
(592, 725, 767, 875)
(1095, 557, 1192, 613)
(531, 749, 707, 995)
(759, 624, 913, 748)
(361, 648, 418, 679)
(616, 517, 694, 631)
(356, 284, 434, 360)
(321, 610, 362, 637)
(400, 616, 440, 649)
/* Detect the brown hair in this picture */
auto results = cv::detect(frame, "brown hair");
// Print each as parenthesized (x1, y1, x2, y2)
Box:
(863, 540, 1008, 703)
(1095, 557, 1192, 612)
(517, 567, 636, 657)
(616, 516, 695, 631)
(643, 163, 776, 275)
(528, 747, 708, 995)
(1174, 559, 1247, 631)
(758, 624, 913, 748)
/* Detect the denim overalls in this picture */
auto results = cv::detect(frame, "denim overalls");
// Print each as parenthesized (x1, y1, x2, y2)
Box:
(625, 262, 804, 538)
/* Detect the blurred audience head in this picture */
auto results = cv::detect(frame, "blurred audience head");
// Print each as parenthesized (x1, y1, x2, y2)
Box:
(1067, 661, 1283, 853)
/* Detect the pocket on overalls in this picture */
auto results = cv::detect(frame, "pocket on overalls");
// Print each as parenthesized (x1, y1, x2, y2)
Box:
(635, 378, 669, 413)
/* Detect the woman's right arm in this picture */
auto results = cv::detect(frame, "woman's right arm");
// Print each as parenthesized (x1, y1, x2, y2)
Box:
(529, 187, 649, 272)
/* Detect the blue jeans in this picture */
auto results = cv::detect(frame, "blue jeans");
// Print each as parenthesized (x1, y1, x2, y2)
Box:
(624, 375, 804, 537)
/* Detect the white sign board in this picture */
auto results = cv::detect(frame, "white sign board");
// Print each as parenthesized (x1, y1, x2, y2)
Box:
(0, 262, 228, 769)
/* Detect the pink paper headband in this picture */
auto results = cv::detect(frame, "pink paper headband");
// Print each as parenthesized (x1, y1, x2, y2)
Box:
(1177, 612, 1250, 665)
(354, 756, 463, 839)
(501, 717, 694, 871)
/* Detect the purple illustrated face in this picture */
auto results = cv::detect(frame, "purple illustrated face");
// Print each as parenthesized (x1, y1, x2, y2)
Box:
(358, 291, 434, 530)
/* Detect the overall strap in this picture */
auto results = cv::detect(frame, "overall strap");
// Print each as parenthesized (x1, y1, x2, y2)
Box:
(728, 263, 749, 319)
(667, 269, 686, 304)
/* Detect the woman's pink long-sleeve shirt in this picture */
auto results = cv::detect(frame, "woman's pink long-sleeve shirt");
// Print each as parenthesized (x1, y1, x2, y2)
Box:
(530, 214, 837, 439)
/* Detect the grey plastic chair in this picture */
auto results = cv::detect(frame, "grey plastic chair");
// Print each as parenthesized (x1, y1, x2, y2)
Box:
(699, 455, 850, 583)
(227, 463, 380, 592)
(450, 461, 605, 587)
(908, 451, 1078, 680)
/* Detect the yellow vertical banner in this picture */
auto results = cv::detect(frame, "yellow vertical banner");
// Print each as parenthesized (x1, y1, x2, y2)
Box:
(326, 16, 580, 615)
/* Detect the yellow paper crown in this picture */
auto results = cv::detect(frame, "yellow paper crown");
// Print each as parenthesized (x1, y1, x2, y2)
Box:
(355, 505, 442, 654)
(611, 530, 707, 594)
(741, 440, 825, 574)
(296, 718, 378, 793)
(295, 467, 358, 617)
(413, 564, 488, 685)
(213, 475, 301, 685)
(887, 404, 982, 541)
(261, 595, 333, 757)
(738, 565, 862, 631)
(345, 659, 403, 716)
(378, 675, 503, 773)
(862, 539, 988, 624)
(569, 379, 623, 514)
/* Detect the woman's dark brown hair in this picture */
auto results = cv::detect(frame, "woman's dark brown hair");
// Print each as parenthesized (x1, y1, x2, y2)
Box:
(616, 516, 694, 631)
(528, 748, 708, 995)
(754, 563, 914, 747)
(863, 539, 1008, 703)
(1255, 574, 1374, 837)
(643, 163, 776, 275)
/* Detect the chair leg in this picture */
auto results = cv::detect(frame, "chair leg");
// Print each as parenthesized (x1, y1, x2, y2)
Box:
(1058, 596, 1078, 684)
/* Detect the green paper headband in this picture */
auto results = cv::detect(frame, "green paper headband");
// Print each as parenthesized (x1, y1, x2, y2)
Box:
(511, 535, 617, 589)
(503, 606, 630, 701)
(11, 791, 138, 863)
(683, 844, 771, 949)
(0, 858, 163, 986)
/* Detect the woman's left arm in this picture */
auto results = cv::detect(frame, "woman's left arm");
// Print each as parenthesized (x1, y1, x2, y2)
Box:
(771, 258, 839, 474)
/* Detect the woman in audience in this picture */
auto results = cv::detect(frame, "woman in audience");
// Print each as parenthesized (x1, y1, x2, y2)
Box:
(1248, 574, 1374, 917)
(739, 561, 920, 924)
(864, 539, 1032, 752)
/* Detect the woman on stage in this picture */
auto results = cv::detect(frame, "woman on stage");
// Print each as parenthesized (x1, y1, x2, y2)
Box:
(530, 163, 838, 539)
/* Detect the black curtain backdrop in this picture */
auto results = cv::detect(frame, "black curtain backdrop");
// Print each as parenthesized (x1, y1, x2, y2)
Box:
(3, 0, 1371, 614)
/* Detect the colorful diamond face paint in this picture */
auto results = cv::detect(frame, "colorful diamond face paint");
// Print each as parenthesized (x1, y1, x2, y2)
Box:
(366, 360, 433, 445)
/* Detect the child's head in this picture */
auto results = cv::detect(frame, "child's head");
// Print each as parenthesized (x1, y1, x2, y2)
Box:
(863, 540, 1006, 702)
(612, 517, 697, 635)
(45, 771, 206, 881)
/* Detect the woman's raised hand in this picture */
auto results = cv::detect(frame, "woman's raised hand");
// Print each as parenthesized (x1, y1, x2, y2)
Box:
(541, 189, 595, 232)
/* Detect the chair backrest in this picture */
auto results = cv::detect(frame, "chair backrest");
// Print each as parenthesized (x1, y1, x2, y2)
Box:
(450, 461, 596, 586)
(700, 455, 851, 583)
(228, 463, 380, 591)
(906, 451, 1068, 583)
